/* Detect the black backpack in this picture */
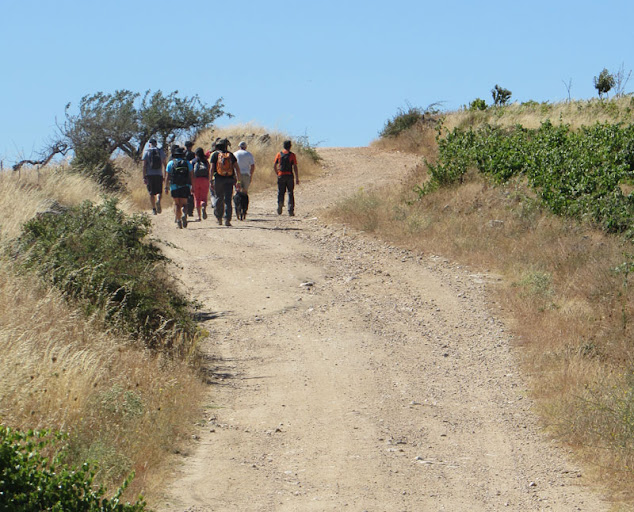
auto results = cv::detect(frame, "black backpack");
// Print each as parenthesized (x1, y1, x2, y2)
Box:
(171, 158, 190, 186)
(279, 151, 293, 174)
(193, 158, 209, 178)
(149, 148, 162, 170)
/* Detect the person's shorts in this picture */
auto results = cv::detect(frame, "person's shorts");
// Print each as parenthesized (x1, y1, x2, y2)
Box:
(170, 186, 191, 199)
(240, 174, 252, 192)
(146, 175, 163, 195)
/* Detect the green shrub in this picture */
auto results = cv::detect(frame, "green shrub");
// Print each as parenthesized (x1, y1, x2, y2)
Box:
(12, 198, 197, 355)
(468, 98, 487, 111)
(420, 122, 634, 237)
(0, 425, 146, 511)
(380, 106, 425, 138)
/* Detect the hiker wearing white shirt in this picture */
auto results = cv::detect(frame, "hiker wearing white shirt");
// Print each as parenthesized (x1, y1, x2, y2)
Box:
(234, 141, 256, 193)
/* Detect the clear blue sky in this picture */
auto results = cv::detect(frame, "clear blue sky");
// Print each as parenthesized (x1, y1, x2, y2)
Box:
(1, 0, 633, 165)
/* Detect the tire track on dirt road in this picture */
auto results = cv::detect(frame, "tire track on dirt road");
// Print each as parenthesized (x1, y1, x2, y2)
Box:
(156, 147, 608, 511)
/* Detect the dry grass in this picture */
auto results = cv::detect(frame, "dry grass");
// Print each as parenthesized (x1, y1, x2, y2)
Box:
(0, 165, 205, 502)
(0, 123, 323, 503)
(446, 96, 634, 132)
(329, 102, 634, 505)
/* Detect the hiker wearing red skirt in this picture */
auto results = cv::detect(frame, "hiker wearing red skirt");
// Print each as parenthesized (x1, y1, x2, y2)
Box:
(191, 147, 210, 221)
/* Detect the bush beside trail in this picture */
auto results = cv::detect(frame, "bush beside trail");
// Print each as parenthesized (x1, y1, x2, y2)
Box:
(0, 426, 146, 511)
(423, 121, 634, 237)
(12, 198, 199, 357)
(0, 167, 205, 505)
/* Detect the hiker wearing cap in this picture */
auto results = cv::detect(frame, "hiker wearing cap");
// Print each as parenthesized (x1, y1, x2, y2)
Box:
(210, 138, 241, 227)
(164, 146, 194, 229)
(234, 141, 256, 193)
(142, 138, 166, 215)
(274, 140, 299, 216)
(191, 147, 211, 221)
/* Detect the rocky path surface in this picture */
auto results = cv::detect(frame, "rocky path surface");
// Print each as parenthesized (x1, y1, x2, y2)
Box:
(156, 147, 608, 511)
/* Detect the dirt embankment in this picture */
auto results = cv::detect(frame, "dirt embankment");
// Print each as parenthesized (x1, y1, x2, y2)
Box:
(154, 147, 608, 511)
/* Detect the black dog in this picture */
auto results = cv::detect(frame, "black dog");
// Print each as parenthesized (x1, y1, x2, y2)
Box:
(233, 191, 249, 220)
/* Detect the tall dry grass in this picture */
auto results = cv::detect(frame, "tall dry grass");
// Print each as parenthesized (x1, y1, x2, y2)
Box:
(0, 166, 205, 501)
(333, 101, 634, 505)
(446, 95, 634, 132)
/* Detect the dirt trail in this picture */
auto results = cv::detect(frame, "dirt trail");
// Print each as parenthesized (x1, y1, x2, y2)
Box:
(155, 147, 608, 511)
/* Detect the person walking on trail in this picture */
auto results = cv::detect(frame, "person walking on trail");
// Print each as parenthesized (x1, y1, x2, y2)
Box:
(165, 146, 193, 229)
(234, 141, 256, 193)
(184, 140, 196, 162)
(210, 138, 241, 227)
(183, 141, 196, 218)
(191, 147, 211, 221)
(142, 138, 166, 215)
(274, 139, 299, 216)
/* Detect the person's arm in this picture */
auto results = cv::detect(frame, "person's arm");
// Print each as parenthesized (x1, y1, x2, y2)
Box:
(164, 161, 171, 193)
(233, 158, 242, 184)
(142, 153, 148, 179)
(273, 153, 280, 174)
(293, 154, 299, 184)
(250, 154, 256, 176)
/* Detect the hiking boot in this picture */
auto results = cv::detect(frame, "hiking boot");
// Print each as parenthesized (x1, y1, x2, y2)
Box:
(177, 219, 183, 229)
(156, 200, 162, 214)
(224, 219, 232, 227)
(182, 214, 188, 228)
(217, 216, 223, 225)
(288, 210, 295, 217)
(277, 204, 283, 215)
(202, 206, 207, 220)
(152, 208, 157, 215)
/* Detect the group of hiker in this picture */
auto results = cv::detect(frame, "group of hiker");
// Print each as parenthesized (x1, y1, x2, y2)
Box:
(142, 137, 300, 228)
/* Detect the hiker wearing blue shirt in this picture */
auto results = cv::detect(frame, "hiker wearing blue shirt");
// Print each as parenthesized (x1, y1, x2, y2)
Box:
(164, 146, 194, 229)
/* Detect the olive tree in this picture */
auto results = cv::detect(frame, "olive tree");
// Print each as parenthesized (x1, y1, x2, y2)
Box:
(60, 89, 229, 189)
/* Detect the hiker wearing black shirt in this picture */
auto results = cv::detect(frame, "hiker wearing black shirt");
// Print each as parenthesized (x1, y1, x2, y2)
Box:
(142, 138, 166, 215)
(273, 140, 299, 216)
(210, 139, 241, 227)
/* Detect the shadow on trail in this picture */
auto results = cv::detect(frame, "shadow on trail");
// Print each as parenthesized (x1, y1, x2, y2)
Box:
(198, 354, 269, 386)
(193, 311, 224, 322)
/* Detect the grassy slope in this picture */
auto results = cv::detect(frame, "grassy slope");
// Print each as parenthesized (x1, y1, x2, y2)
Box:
(0, 125, 323, 505)
(330, 98, 634, 507)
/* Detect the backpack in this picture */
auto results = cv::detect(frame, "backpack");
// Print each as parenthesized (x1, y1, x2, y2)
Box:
(193, 158, 209, 178)
(171, 158, 190, 186)
(279, 151, 293, 175)
(216, 151, 234, 176)
(149, 148, 162, 170)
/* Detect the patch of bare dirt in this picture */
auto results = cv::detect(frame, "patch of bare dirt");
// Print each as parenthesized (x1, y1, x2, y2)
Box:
(154, 147, 608, 511)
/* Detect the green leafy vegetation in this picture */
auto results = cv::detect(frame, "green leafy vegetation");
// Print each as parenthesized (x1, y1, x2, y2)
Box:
(59, 89, 229, 190)
(380, 105, 425, 138)
(423, 121, 634, 237)
(468, 98, 487, 111)
(594, 68, 616, 98)
(12, 198, 198, 356)
(491, 84, 512, 106)
(0, 425, 146, 511)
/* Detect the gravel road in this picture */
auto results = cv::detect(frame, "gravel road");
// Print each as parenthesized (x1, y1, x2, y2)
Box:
(156, 147, 608, 511)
